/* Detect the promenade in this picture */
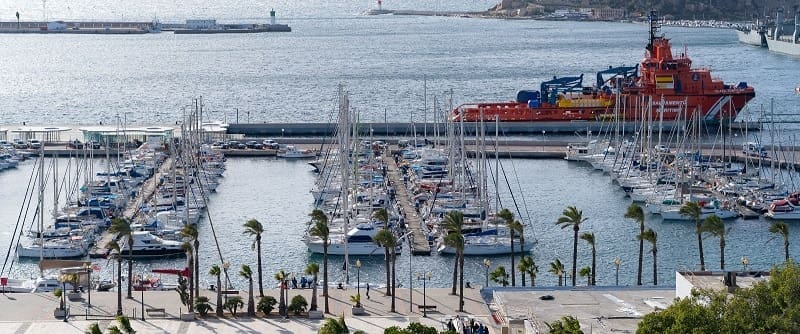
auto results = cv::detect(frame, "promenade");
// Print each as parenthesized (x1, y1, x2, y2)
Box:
(0, 286, 494, 333)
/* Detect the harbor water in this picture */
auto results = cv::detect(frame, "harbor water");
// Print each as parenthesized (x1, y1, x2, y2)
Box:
(1, 155, 798, 289)
(1, 0, 800, 290)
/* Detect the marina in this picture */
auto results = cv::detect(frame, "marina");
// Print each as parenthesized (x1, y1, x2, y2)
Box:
(1, 0, 800, 332)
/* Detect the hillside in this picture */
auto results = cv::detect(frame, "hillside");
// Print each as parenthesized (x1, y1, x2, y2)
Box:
(488, 0, 795, 21)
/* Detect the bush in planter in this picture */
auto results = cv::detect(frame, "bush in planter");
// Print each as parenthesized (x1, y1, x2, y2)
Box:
(107, 315, 136, 334)
(318, 316, 348, 334)
(85, 322, 102, 334)
(224, 296, 245, 317)
(53, 288, 64, 310)
(194, 296, 213, 317)
(288, 295, 308, 315)
(257, 295, 277, 315)
(350, 293, 362, 308)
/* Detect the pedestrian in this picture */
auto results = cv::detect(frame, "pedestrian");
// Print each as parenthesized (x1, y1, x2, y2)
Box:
(291, 276, 298, 289)
(366, 283, 370, 299)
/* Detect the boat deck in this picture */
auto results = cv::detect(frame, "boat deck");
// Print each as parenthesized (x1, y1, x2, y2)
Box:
(385, 148, 431, 255)
(89, 157, 173, 258)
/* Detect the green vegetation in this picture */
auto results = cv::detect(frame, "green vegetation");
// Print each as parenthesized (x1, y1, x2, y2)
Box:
(384, 322, 457, 334)
(224, 296, 245, 317)
(556, 206, 586, 286)
(318, 316, 349, 334)
(546, 315, 583, 334)
(194, 296, 213, 317)
(257, 296, 277, 315)
(638, 261, 800, 333)
(288, 295, 308, 315)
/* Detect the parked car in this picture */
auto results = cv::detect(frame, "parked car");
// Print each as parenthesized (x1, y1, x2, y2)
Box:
(67, 140, 84, 149)
(245, 140, 264, 149)
(654, 145, 670, 153)
(262, 139, 279, 150)
(210, 141, 229, 149)
(12, 139, 27, 149)
(228, 140, 246, 149)
(87, 141, 102, 149)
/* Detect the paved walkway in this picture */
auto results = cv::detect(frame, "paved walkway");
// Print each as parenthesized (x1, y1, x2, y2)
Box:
(0, 286, 495, 333)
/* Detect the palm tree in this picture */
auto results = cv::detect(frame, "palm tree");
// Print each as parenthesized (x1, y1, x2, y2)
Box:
(108, 217, 133, 298)
(305, 263, 320, 312)
(181, 242, 194, 313)
(181, 224, 200, 299)
(490, 266, 509, 287)
(702, 215, 728, 270)
(243, 218, 265, 297)
(580, 232, 596, 285)
(579, 267, 591, 286)
(638, 228, 658, 285)
(556, 206, 587, 286)
(517, 255, 538, 287)
(497, 209, 522, 287)
(209, 265, 223, 317)
(274, 270, 288, 317)
(441, 211, 465, 296)
(625, 203, 645, 286)
(679, 202, 706, 271)
(308, 209, 330, 313)
(372, 208, 391, 296)
(549, 259, 565, 286)
(769, 221, 790, 262)
(106, 240, 123, 316)
(374, 229, 398, 312)
(239, 265, 255, 316)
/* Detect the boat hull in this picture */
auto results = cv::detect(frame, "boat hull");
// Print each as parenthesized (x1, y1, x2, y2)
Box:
(736, 29, 767, 47)
(766, 38, 800, 56)
(307, 242, 396, 256)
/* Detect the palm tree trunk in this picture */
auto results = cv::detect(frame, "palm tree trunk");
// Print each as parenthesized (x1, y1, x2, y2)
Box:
(127, 237, 133, 298)
(653, 248, 658, 285)
(571, 228, 578, 286)
(216, 275, 223, 317)
(384, 248, 391, 296)
(116, 258, 122, 315)
(194, 241, 200, 299)
(785, 239, 790, 262)
(390, 248, 396, 313)
(257, 237, 264, 297)
(697, 222, 706, 271)
(247, 279, 255, 316)
(323, 245, 329, 314)
(458, 253, 465, 312)
(311, 273, 318, 311)
(720, 238, 725, 270)
(510, 230, 516, 287)
(451, 256, 458, 295)
(638, 223, 644, 285)
(188, 256, 194, 313)
(591, 246, 596, 286)
(521, 271, 526, 287)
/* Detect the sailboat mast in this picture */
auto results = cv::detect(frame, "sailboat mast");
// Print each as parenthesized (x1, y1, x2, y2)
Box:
(38, 145, 45, 276)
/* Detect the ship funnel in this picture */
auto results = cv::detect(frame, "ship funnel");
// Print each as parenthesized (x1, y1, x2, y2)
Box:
(775, 8, 784, 38)
(270, 9, 276, 25)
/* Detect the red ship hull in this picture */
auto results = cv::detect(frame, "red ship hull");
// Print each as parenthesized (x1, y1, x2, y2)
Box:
(452, 13, 756, 124)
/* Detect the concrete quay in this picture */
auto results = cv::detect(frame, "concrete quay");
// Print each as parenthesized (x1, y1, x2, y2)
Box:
(0, 286, 494, 333)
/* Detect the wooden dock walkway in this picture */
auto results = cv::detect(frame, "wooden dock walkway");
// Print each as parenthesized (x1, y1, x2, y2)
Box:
(385, 149, 431, 255)
(89, 156, 174, 258)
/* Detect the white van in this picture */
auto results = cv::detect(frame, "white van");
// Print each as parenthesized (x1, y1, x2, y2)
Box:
(743, 142, 767, 158)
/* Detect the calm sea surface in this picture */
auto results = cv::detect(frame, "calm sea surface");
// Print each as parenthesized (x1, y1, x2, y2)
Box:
(0, 0, 799, 289)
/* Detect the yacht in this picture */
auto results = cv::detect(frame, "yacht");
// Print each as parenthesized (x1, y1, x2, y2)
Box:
(278, 146, 317, 158)
(119, 231, 185, 258)
(306, 222, 399, 256)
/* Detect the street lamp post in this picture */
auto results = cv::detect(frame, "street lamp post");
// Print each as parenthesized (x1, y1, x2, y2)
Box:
(417, 272, 432, 317)
(613, 257, 622, 286)
(355, 259, 362, 299)
(483, 259, 491, 287)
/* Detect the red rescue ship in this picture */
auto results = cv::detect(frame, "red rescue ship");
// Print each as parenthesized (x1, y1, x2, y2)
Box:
(451, 11, 756, 124)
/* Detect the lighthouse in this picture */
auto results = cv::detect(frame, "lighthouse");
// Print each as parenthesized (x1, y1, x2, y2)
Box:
(270, 9, 276, 25)
(378, 0, 382, 11)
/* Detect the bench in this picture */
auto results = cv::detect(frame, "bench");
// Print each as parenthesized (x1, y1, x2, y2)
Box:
(417, 304, 437, 311)
(146, 308, 166, 317)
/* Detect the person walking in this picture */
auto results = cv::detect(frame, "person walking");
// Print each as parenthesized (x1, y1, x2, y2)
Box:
(366, 283, 370, 299)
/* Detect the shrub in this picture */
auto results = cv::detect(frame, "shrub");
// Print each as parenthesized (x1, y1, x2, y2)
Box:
(257, 295, 278, 315)
(224, 296, 245, 317)
(288, 295, 308, 315)
(194, 296, 213, 317)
